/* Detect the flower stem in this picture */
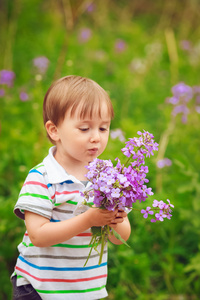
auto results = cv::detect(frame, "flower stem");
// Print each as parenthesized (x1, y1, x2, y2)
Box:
(98, 227, 105, 265)
(84, 236, 95, 267)
(123, 145, 143, 169)
(124, 154, 133, 168)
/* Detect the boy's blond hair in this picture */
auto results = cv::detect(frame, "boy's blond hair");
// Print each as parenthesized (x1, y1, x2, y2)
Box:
(43, 75, 114, 143)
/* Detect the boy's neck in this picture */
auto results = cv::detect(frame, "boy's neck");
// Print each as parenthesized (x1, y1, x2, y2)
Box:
(65, 165, 88, 181)
(53, 149, 89, 181)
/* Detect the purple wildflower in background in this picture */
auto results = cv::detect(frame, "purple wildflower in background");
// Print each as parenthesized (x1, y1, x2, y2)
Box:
(166, 82, 195, 123)
(85, 2, 95, 13)
(33, 56, 49, 74)
(157, 158, 172, 168)
(0, 70, 15, 87)
(0, 89, 5, 97)
(171, 104, 190, 124)
(166, 96, 179, 105)
(20, 92, 29, 102)
(78, 28, 92, 43)
(110, 128, 125, 142)
(180, 40, 192, 52)
(172, 82, 193, 102)
(115, 39, 127, 53)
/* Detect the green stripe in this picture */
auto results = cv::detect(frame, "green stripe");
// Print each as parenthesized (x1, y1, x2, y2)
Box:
(22, 242, 96, 248)
(54, 200, 93, 206)
(54, 200, 77, 206)
(35, 163, 44, 169)
(19, 192, 52, 201)
(52, 243, 95, 248)
(67, 200, 78, 205)
(22, 242, 34, 247)
(36, 285, 106, 294)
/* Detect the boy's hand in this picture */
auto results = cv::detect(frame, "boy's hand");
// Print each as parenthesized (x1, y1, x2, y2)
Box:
(109, 209, 127, 229)
(86, 207, 118, 227)
(86, 208, 127, 228)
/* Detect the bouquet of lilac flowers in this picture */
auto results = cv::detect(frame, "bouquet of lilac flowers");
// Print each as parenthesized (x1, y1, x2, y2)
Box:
(82, 131, 174, 266)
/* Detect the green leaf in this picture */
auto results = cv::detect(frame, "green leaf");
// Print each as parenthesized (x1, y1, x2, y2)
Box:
(112, 228, 130, 247)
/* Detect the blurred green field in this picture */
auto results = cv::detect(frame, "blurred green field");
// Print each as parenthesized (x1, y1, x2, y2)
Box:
(0, 1, 200, 299)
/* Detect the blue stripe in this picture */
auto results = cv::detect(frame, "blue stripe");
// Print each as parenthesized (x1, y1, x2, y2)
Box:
(18, 255, 107, 271)
(29, 169, 42, 175)
(28, 173, 74, 185)
(50, 218, 60, 222)
(60, 180, 74, 184)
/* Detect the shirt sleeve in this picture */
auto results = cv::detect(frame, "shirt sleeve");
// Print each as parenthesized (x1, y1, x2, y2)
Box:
(14, 169, 54, 220)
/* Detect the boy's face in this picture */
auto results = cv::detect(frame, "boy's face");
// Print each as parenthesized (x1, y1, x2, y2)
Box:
(49, 101, 111, 169)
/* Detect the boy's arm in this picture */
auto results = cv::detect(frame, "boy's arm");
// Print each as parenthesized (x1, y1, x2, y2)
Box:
(25, 208, 118, 247)
(108, 210, 131, 244)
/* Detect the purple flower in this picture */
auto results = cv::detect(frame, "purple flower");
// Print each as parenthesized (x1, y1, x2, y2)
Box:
(155, 210, 166, 221)
(0, 70, 15, 87)
(171, 82, 193, 102)
(122, 130, 159, 160)
(85, 2, 96, 13)
(78, 28, 92, 43)
(167, 82, 192, 121)
(152, 199, 165, 209)
(115, 39, 127, 53)
(166, 199, 174, 209)
(100, 184, 111, 193)
(141, 207, 154, 218)
(180, 40, 192, 51)
(110, 128, 125, 142)
(151, 199, 174, 222)
(172, 104, 190, 116)
(82, 132, 173, 220)
(111, 188, 121, 198)
(20, 92, 29, 102)
(165, 211, 172, 220)
(157, 160, 165, 168)
(33, 56, 49, 74)
(166, 96, 179, 105)
(157, 158, 172, 168)
(166, 82, 200, 122)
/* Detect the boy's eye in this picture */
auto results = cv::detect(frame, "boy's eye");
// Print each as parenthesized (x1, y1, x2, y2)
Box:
(79, 128, 89, 132)
(100, 127, 108, 131)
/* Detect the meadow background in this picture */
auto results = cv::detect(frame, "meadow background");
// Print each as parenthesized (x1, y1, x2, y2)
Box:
(0, 0, 200, 299)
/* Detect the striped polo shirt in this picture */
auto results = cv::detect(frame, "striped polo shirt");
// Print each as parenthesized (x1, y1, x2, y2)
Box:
(12, 147, 108, 300)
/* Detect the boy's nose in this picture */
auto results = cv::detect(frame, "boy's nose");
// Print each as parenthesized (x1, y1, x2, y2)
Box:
(90, 130, 100, 143)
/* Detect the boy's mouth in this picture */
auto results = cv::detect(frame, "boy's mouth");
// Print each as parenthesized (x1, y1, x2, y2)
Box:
(88, 148, 98, 155)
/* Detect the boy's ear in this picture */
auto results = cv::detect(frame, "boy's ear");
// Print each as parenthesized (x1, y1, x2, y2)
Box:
(45, 120, 60, 142)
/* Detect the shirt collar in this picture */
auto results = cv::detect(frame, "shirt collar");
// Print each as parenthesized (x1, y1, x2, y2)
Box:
(43, 146, 84, 185)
